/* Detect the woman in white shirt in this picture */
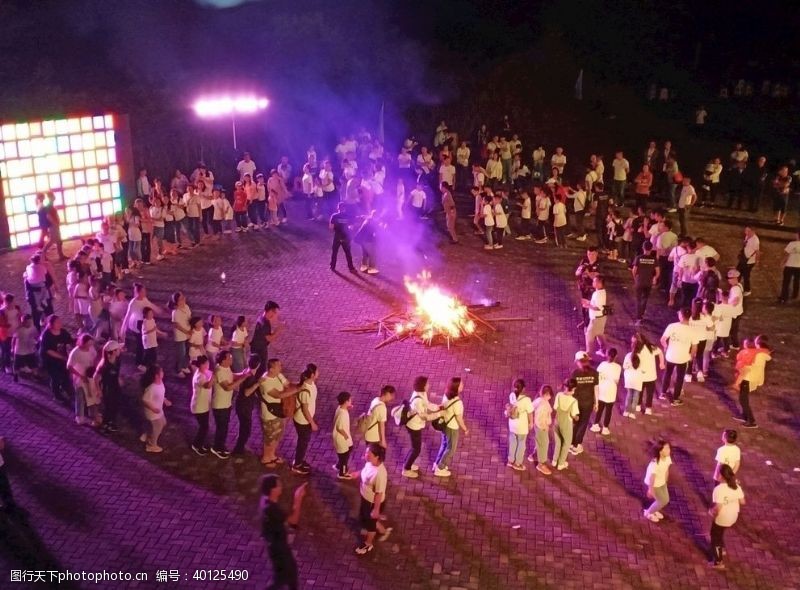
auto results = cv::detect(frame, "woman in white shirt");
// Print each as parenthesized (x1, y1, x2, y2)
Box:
(622, 346, 644, 418)
(210, 350, 250, 459)
(481, 195, 495, 250)
(709, 465, 745, 569)
(230, 315, 248, 373)
(292, 363, 319, 474)
(148, 194, 166, 261)
(433, 377, 468, 477)
(591, 348, 621, 435)
(190, 355, 213, 454)
(634, 333, 664, 415)
(169, 291, 192, 377)
(486, 153, 503, 185)
(643, 439, 672, 522)
(506, 379, 534, 469)
(402, 376, 442, 479)
(141, 364, 171, 453)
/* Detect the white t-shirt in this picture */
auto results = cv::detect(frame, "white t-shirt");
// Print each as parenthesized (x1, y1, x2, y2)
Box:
(319, 169, 336, 192)
(622, 352, 644, 391)
(695, 244, 719, 262)
(206, 326, 223, 355)
(360, 461, 388, 503)
(190, 368, 213, 414)
(612, 158, 630, 181)
(212, 365, 234, 409)
(259, 374, 288, 421)
(171, 306, 191, 342)
(483, 203, 495, 226)
(407, 391, 435, 431)
(715, 444, 741, 471)
(597, 360, 621, 402)
(662, 321, 697, 364)
(644, 456, 672, 487)
(638, 345, 661, 382)
(439, 164, 456, 186)
(237, 159, 257, 179)
(231, 326, 247, 347)
(440, 395, 463, 431)
(332, 406, 352, 453)
(728, 285, 744, 317)
(142, 382, 165, 420)
(713, 483, 745, 527)
(520, 196, 532, 219)
(551, 154, 566, 172)
(678, 253, 700, 284)
(784, 240, 800, 268)
(493, 204, 508, 228)
(294, 382, 317, 425)
(67, 346, 97, 384)
(589, 289, 606, 320)
(508, 392, 533, 435)
(141, 317, 158, 350)
(742, 235, 760, 264)
(125, 297, 154, 333)
(364, 398, 387, 443)
(689, 315, 713, 343)
(410, 189, 426, 208)
(553, 201, 567, 227)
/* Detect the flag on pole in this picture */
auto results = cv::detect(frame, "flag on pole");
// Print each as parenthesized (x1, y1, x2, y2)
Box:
(575, 69, 583, 101)
(378, 101, 385, 144)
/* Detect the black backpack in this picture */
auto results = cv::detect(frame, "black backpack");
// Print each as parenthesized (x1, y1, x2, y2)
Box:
(701, 269, 720, 295)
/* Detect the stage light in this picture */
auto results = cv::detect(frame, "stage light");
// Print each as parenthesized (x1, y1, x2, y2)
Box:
(193, 94, 269, 149)
(0, 113, 123, 250)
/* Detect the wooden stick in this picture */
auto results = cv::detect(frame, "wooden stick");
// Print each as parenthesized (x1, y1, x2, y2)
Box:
(375, 333, 401, 350)
(467, 311, 496, 331)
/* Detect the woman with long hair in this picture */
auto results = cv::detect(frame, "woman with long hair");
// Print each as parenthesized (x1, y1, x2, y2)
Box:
(632, 332, 664, 415)
(708, 464, 745, 569)
(140, 364, 171, 453)
(189, 355, 213, 455)
(292, 363, 319, 474)
(643, 439, 672, 522)
(433, 377, 468, 477)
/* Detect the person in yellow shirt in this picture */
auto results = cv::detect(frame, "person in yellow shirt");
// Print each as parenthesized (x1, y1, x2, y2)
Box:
(734, 335, 771, 429)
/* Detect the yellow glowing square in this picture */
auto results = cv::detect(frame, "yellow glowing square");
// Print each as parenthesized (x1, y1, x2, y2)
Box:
(9, 178, 24, 195)
(12, 214, 28, 232)
(15, 123, 29, 139)
(80, 117, 93, 131)
(1, 124, 16, 140)
(69, 134, 83, 151)
(112, 182, 121, 198)
(21, 159, 33, 175)
(105, 131, 115, 147)
(87, 184, 99, 201)
(26, 196, 38, 213)
(9, 235, 17, 249)
(109, 165, 119, 181)
(65, 205, 78, 222)
(67, 118, 81, 133)
(112, 198, 123, 213)
(96, 150, 108, 166)
(30, 138, 46, 157)
(57, 136, 70, 153)
(77, 204, 89, 219)
(104, 115, 114, 128)
(93, 116, 105, 129)
(22, 177, 36, 194)
(5, 160, 20, 178)
(76, 186, 89, 204)
(15, 232, 29, 247)
(61, 172, 74, 189)
(44, 154, 59, 172)
(33, 157, 48, 174)
(94, 132, 106, 148)
(0, 144, 4, 160)
(71, 152, 85, 169)
(74, 170, 86, 186)
(1, 180, 8, 196)
(79, 220, 93, 235)
(84, 151, 96, 167)
(35, 175, 50, 192)
(102, 200, 114, 216)
(82, 132, 95, 150)
(3, 142, 16, 158)
(17, 140, 31, 158)
(28, 213, 38, 229)
(107, 149, 116, 163)
(100, 183, 111, 199)
(86, 168, 99, 185)
(48, 173, 61, 189)
(55, 119, 68, 135)
(90, 202, 102, 218)
(58, 154, 72, 170)
(91, 219, 102, 233)
(61, 223, 78, 239)
(29, 229, 42, 244)
(0, 162, 5, 178)
(43, 137, 57, 155)
(11, 197, 25, 214)
(42, 121, 56, 136)
(29, 122, 42, 137)
(99, 168, 109, 181)
(51, 191, 63, 207)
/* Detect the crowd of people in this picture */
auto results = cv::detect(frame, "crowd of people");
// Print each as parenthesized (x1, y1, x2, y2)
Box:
(2, 118, 796, 586)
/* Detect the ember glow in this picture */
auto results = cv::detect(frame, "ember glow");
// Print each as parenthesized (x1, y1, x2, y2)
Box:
(400, 271, 476, 341)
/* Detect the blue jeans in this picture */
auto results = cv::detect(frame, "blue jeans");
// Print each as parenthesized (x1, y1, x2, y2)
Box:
(434, 428, 459, 469)
(625, 388, 640, 414)
(508, 432, 527, 465)
(187, 217, 201, 244)
(231, 347, 245, 373)
(152, 226, 164, 255)
(174, 340, 188, 372)
(128, 240, 141, 262)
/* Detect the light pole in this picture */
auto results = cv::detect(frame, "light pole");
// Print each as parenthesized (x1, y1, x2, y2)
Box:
(193, 95, 269, 149)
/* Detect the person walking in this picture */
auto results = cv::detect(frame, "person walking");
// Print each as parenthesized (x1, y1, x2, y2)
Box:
(292, 364, 319, 474)
(433, 377, 468, 477)
(258, 359, 298, 467)
(364, 385, 395, 450)
(232, 355, 263, 459)
(251, 301, 280, 373)
(530, 385, 553, 475)
(736, 226, 760, 296)
(631, 241, 659, 324)
(778, 230, 800, 304)
(332, 391, 354, 479)
(591, 348, 620, 435)
(190, 355, 213, 455)
(553, 379, 579, 470)
(708, 465, 745, 569)
(660, 308, 697, 406)
(441, 182, 459, 244)
(643, 439, 672, 522)
(140, 365, 171, 453)
(569, 352, 599, 456)
(260, 475, 307, 590)
(354, 443, 392, 555)
(507, 379, 534, 471)
(39, 315, 74, 404)
(121, 283, 162, 371)
(329, 202, 357, 272)
(210, 351, 250, 459)
(402, 376, 442, 479)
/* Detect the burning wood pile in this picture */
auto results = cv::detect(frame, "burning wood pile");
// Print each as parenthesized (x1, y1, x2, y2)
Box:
(342, 271, 529, 349)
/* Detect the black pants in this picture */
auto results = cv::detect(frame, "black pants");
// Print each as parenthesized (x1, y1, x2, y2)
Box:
(739, 380, 756, 425)
(572, 402, 593, 445)
(403, 427, 422, 470)
(492, 226, 504, 246)
(642, 381, 656, 409)
(658, 256, 672, 291)
(0, 339, 11, 371)
(780, 267, 800, 301)
(679, 282, 697, 308)
(103, 385, 121, 426)
(45, 361, 73, 401)
(141, 232, 151, 263)
(336, 447, 352, 476)
(213, 407, 231, 451)
(331, 237, 354, 270)
(233, 400, 254, 454)
(142, 347, 157, 369)
(573, 210, 585, 236)
(730, 315, 741, 348)
(635, 286, 651, 320)
(0, 465, 15, 509)
(293, 422, 312, 466)
(126, 329, 144, 366)
(710, 522, 728, 565)
(737, 262, 754, 293)
(267, 544, 298, 590)
(663, 361, 688, 400)
(594, 401, 614, 427)
(194, 412, 210, 449)
(201, 207, 214, 234)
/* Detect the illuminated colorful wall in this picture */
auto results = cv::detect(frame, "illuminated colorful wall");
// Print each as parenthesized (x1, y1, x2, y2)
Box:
(0, 113, 134, 250)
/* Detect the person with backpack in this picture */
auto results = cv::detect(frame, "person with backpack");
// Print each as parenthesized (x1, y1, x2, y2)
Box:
(695, 257, 721, 302)
(402, 376, 442, 479)
(333, 391, 354, 479)
(553, 379, 579, 471)
(258, 358, 299, 468)
(506, 379, 534, 471)
(432, 377, 468, 477)
(291, 364, 319, 475)
(528, 385, 554, 475)
(361, 385, 395, 450)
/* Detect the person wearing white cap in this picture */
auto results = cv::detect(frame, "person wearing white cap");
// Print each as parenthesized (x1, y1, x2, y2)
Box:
(725, 269, 744, 350)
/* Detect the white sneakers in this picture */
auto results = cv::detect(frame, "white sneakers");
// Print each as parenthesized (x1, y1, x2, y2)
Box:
(645, 408, 653, 415)
(635, 405, 642, 412)
(696, 372, 705, 383)
(590, 424, 601, 433)
(433, 467, 451, 477)
(601, 427, 611, 436)
(401, 469, 419, 479)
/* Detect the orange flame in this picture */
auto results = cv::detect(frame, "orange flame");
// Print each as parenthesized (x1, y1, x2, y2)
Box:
(403, 271, 476, 340)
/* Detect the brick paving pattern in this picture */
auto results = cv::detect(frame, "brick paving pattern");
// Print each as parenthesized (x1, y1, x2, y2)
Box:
(1, 200, 799, 590)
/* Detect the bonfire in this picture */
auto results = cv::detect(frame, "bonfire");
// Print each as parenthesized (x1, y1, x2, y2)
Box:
(342, 271, 529, 349)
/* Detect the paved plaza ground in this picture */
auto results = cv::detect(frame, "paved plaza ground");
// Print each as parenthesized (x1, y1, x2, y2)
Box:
(1, 200, 799, 590)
